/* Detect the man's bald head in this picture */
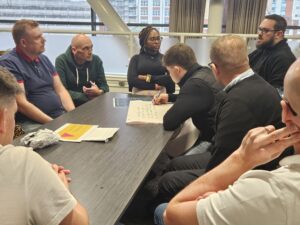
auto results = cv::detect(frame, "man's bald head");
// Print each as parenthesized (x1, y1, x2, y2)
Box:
(71, 34, 92, 48)
(71, 34, 93, 64)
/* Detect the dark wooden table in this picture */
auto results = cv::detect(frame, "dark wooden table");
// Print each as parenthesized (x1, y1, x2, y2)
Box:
(26, 93, 173, 225)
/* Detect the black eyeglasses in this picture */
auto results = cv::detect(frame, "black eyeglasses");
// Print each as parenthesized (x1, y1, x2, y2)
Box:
(148, 36, 163, 42)
(257, 27, 279, 34)
(283, 98, 298, 116)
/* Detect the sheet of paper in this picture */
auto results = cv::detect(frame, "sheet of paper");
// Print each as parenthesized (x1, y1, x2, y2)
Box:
(113, 97, 152, 108)
(55, 123, 119, 142)
(83, 128, 119, 142)
(55, 123, 96, 142)
(126, 100, 172, 124)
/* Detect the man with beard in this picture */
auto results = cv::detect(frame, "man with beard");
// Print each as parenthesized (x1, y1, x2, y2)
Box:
(0, 19, 75, 131)
(249, 14, 296, 90)
(56, 34, 109, 107)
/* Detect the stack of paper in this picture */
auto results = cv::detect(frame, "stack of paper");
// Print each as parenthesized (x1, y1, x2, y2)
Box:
(55, 123, 119, 142)
(126, 100, 173, 124)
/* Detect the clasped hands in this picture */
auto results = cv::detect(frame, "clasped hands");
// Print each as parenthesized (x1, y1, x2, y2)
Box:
(52, 164, 72, 189)
(83, 81, 103, 99)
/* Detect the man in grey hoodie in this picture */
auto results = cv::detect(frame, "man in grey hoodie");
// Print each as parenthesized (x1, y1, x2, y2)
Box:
(56, 34, 109, 106)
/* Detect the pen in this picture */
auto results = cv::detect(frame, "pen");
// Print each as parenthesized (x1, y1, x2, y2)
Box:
(155, 89, 162, 99)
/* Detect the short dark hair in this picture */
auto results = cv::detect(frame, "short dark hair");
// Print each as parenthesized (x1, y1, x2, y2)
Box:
(163, 44, 197, 71)
(265, 14, 287, 33)
(0, 66, 22, 107)
(12, 19, 39, 45)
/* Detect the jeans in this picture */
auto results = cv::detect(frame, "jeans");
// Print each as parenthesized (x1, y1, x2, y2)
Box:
(154, 203, 168, 225)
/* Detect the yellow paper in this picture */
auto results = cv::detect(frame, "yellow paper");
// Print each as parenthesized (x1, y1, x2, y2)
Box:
(56, 123, 95, 142)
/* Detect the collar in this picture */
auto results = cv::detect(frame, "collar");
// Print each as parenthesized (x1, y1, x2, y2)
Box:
(279, 155, 300, 167)
(16, 46, 40, 63)
(178, 63, 203, 87)
(223, 68, 254, 92)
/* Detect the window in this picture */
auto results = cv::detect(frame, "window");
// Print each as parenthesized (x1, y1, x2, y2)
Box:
(141, 9, 148, 16)
(164, 8, 169, 17)
(266, 0, 300, 35)
(141, 0, 148, 6)
(153, 9, 160, 16)
(0, 0, 91, 29)
(0, 0, 170, 31)
(153, 0, 160, 6)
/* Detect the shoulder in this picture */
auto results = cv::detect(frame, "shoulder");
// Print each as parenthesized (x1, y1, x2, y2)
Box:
(0, 50, 22, 66)
(270, 41, 295, 59)
(0, 145, 46, 173)
(92, 54, 102, 62)
(131, 54, 140, 60)
(229, 75, 273, 94)
(55, 53, 68, 62)
(187, 68, 217, 90)
(39, 54, 55, 68)
(129, 54, 140, 63)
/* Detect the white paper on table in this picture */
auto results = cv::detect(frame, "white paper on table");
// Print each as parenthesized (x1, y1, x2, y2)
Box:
(126, 100, 173, 124)
(82, 127, 119, 142)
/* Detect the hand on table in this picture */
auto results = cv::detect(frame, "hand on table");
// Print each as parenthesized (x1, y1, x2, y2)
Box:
(52, 164, 71, 189)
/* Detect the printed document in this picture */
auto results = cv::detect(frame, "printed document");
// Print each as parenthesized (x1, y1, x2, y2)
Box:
(126, 100, 172, 124)
(55, 123, 119, 142)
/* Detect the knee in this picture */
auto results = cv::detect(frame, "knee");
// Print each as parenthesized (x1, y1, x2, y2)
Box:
(166, 157, 185, 171)
(158, 172, 181, 201)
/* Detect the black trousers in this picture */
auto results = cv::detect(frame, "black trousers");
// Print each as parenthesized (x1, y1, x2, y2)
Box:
(158, 151, 212, 201)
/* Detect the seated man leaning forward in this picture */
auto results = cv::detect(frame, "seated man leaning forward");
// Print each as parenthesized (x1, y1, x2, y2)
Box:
(157, 58, 300, 225)
(0, 66, 89, 225)
(55, 34, 109, 107)
(153, 43, 222, 142)
(0, 19, 75, 131)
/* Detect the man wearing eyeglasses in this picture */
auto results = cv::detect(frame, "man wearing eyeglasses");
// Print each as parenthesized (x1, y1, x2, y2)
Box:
(249, 14, 296, 90)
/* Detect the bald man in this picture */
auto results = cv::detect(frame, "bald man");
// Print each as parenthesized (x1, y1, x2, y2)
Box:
(56, 34, 109, 106)
(156, 59, 300, 225)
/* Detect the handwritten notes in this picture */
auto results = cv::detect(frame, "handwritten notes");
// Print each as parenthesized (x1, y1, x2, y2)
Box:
(126, 100, 172, 124)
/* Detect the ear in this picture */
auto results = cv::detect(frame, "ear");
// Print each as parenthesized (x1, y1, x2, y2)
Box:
(20, 38, 26, 48)
(0, 108, 6, 134)
(211, 63, 220, 78)
(71, 46, 77, 55)
(275, 30, 284, 40)
(173, 65, 180, 74)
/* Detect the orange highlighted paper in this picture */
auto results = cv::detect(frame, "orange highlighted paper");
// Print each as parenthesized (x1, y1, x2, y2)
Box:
(55, 123, 119, 142)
